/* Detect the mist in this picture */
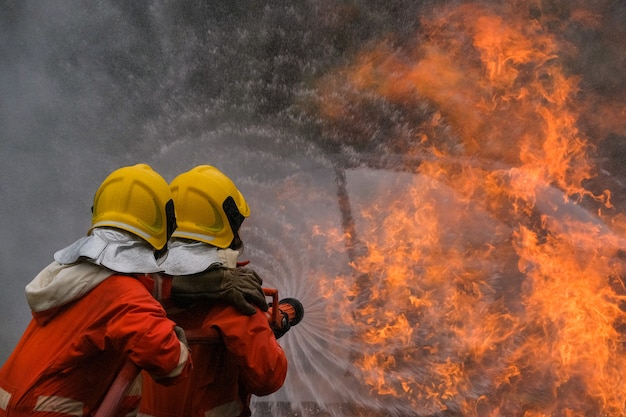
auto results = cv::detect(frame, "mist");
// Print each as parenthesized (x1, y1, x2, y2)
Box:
(2, 1, 626, 416)
(0, 0, 345, 361)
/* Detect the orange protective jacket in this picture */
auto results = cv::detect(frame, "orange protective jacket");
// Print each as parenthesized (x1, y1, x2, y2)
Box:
(0, 262, 190, 417)
(139, 302, 288, 417)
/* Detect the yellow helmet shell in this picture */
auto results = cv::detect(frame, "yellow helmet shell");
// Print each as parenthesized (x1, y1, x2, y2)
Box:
(170, 165, 249, 249)
(89, 164, 175, 250)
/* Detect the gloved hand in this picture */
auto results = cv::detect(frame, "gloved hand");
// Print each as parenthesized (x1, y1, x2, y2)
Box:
(270, 310, 291, 340)
(174, 325, 189, 348)
(171, 266, 269, 315)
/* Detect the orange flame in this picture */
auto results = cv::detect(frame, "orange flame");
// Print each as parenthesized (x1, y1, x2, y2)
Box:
(314, 2, 626, 416)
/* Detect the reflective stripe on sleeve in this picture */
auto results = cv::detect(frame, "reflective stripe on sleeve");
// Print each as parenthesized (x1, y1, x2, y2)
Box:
(0, 386, 11, 411)
(164, 341, 189, 378)
(34, 395, 84, 416)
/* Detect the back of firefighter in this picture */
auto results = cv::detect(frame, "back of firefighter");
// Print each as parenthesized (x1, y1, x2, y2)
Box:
(138, 165, 288, 417)
(0, 164, 191, 417)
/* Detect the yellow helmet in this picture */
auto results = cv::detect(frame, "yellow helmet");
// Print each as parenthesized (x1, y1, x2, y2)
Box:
(169, 165, 250, 249)
(89, 164, 176, 250)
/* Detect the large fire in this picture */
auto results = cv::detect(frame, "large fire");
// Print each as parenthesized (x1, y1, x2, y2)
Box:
(313, 2, 626, 416)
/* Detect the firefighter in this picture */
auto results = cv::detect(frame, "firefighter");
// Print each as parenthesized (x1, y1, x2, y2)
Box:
(138, 165, 288, 417)
(0, 164, 192, 417)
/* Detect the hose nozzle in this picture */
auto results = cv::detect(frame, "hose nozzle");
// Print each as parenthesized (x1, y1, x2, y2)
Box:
(264, 288, 304, 339)
(274, 297, 304, 327)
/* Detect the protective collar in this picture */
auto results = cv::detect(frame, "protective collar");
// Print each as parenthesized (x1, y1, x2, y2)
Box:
(54, 227, 163, 273)
(26, 261, 113, 313)
(160, 238, 222, 276)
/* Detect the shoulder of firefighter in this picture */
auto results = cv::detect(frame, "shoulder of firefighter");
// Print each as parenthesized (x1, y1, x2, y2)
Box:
(0, 265, 191, 416)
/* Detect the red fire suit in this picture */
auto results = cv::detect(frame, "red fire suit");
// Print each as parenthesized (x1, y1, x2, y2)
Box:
(0, 262, 191, 417)
(138, 301, 288, 417)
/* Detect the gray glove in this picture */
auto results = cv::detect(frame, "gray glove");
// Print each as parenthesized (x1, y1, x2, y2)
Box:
(174, 325, 189, 348)
(171, 266, 269, 315)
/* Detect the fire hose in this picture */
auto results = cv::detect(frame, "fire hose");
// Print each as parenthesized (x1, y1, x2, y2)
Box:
(93, 288, 304, 417)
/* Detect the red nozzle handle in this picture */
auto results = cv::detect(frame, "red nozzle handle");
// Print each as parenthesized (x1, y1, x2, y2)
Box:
(263, 288, 280, 327)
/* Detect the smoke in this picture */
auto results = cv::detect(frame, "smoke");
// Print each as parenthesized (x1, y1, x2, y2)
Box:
(1, 1, 625, 415)
(0, 0, 360, 365)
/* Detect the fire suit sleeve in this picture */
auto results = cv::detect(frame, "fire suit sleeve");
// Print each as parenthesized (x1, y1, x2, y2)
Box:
(100, 275, 191, 383)
(210, 304, 288, 395)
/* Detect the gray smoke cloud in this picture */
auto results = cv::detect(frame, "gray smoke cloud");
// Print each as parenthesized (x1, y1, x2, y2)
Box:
(0, 0, 423, 362)
(1, 1, 625, 415)
(0, 0, 321, 360)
